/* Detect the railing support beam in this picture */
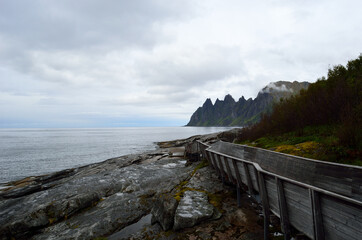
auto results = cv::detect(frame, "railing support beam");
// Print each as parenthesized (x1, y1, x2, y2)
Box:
(223, 156, 235, 184)
(258, 172, 270, 240)
(243, 162, 254, 196)
(310, 189, 325, 240)
(216, 154, 228, 183)
(237, 185, 242, 207)
(276, 177, 291, 240)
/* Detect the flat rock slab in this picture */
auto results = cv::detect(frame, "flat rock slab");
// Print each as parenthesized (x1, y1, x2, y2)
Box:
(186, 167, 224, 193)
(173, 190, 214, 230)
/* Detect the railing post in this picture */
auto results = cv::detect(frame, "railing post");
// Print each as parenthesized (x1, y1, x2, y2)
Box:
(276, 177, 291, 240)
(208, 152, 221, 177)
(222, 156, 235, 184)
(243, 162, 255, 196)
(216, 154, 227, 184)
(197, 141, 201, 160)
(232, 159, 244, 208)
(258, 172, 270, 240)
(231, 159, 243, 188)
(206, 151, 215, 170)
(236, 185, 242, 207)
(202, 146, 212, 166)
(310, 189, 325, 240)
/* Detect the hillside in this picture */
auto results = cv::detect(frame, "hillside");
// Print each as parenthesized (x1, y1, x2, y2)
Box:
(237, 56, 362, 165)
(186, 81, 310, 126)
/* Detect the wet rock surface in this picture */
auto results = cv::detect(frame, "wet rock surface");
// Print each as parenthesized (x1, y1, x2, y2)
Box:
(0, 130, 265, 240)
(151, 193, 178, 231)
(173, 190, 214, 230)
(0, 149, 193, 240)
(127, 166, 265, 240)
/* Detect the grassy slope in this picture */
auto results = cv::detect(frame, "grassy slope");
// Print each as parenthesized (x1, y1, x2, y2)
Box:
(236, 56, 362, 166)
(239, 124, 361, 166)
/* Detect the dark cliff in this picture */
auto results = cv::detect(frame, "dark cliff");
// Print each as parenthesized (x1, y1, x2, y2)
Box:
(186, 81, 310, 126)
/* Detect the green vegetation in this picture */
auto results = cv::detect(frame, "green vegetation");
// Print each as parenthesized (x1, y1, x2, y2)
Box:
(237, 56, 362, 165)
(174, 160, 209, 201)
(191, 159, 209, 176)
(173, 159, 224, 211)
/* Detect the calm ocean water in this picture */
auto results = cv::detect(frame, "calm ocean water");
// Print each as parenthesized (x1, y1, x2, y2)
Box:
(0, 127, 232, 183)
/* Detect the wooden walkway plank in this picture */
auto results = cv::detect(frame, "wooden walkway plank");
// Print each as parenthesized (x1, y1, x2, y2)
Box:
(276, 177, 291, 240)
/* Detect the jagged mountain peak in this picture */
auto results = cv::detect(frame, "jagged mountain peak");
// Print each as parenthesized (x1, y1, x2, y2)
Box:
(202, 98, 213, 107)
(224, 94, 235, 103)
(187, 81, 310, 126)
(239, 96, 246, 102)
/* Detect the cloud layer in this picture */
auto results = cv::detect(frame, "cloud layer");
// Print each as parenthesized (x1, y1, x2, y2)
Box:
(1, 0, 361, 127)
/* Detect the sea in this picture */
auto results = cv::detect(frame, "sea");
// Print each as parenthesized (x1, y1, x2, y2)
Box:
(0, 127, 233, 184)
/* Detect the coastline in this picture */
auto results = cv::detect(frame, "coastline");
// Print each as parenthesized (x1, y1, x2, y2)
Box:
(0, 128, 266, 240)
(0, 127, 234, 184)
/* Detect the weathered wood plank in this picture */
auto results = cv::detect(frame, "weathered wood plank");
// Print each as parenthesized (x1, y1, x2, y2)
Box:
(231, 159, 243, 188)
(283, 182, 311, 208)
(276, 177, 291, 239)
(223, 156, 236, 184)
(265, 174, 279, 214)
(320, 194, 362, 233)
(285, 202, 314, 239)
(310, 190, 324, 240)
(204, 141, 362, 240)
(323, 216, 360, 240)
(248, 164, 260, 192)
(215, 154, 227, 179)
(208, 151, 220, 176)
(236, 161, 248, 185)
(258, 172, 270, 240)
(207, 141, 362, 201)
(201, 145, 211, 165)
(226, 157, 237, 180)
(282, 182, 314, 238)
(243, 162, 254, 195)
(213, 153, 223, 176)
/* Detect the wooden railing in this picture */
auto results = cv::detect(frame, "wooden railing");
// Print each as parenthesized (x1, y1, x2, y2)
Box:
(196, 140, 362, 240)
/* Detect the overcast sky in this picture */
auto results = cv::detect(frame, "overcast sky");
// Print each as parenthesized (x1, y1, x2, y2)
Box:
(0, 0, 361, 127)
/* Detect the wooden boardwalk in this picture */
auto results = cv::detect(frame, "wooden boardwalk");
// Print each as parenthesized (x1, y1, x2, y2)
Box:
(196, 140, 362, 240)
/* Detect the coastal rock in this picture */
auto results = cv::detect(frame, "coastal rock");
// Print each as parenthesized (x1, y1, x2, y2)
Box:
(0, 152, 193, 240)
(173, 191, 214, 230)
(151, 193, 178, 231)
(0, 131, 268, 240)
(186, 167, 224, 193)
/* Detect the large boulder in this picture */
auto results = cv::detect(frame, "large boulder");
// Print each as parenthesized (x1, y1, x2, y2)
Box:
(173, 191, 214, 230)
(151, 193, 178, 231)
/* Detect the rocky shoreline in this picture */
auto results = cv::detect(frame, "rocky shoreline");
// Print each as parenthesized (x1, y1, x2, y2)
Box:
(0, 129, 266, 240)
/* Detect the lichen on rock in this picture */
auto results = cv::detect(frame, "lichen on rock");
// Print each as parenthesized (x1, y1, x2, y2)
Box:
(173, 190, 214, 231)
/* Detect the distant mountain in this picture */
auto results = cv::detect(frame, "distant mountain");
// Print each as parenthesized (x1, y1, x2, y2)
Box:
(186, 81, 310, 126)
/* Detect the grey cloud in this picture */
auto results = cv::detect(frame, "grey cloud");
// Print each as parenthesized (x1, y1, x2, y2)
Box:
(1, 0, 362, 127)
(0, 0, 192, 51)
(0, 0, 196, 85)
(137, 46, 246, 90)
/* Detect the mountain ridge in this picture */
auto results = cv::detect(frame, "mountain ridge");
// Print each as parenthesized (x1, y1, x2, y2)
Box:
(186, 81, 310, 126)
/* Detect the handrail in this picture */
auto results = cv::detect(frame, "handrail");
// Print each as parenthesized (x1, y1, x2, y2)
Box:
(206, 147, 362, 207)
(196, 140, 362, 240)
